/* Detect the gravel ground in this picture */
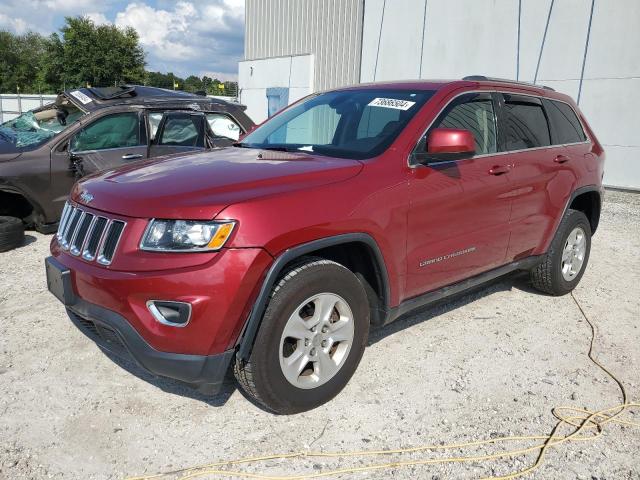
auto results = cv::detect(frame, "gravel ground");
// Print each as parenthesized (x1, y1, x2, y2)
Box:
(1, 190, 639, 480)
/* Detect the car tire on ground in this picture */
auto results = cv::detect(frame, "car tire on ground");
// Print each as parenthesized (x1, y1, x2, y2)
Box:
(0, 216, 25, 252)
(530, 208, 591, 296)
(234, 257, 370, 414)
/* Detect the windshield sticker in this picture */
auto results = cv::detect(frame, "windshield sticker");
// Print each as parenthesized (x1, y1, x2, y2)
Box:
(69, 90, 93, 105)
(368, 97, 416, 110)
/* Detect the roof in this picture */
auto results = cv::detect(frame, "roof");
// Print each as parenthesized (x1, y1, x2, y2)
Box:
(333, 77, 573, 102)
(63, 85, 242, 112)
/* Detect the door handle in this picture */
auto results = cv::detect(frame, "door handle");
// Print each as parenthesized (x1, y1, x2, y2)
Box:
(488, 165, 511, 176)
(121, 153, 143, 160)
(554, 155, 570, 164)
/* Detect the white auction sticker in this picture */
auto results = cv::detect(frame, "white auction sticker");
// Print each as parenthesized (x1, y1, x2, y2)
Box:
(367, 97, 416, 110)
(69, 90, 93, 105)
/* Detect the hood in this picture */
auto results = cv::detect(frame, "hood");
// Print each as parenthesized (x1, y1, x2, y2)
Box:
(72, 147, 363, 219)
(0, 138, 21, 160)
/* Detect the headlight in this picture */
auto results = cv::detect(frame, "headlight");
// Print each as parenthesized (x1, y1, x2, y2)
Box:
(140, 219, 235, 252)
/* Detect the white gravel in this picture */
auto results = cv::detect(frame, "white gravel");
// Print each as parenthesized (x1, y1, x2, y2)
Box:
(0, 190, 639, 479)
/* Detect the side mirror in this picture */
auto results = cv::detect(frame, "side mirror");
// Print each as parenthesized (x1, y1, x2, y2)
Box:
(415, 128, 475, 165)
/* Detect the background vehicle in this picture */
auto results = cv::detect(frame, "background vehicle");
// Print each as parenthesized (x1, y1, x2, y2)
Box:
(0, 85, 254, 251)
(46, 77, 604, 413)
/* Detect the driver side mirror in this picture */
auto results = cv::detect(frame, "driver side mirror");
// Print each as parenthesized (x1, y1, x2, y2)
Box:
(415, 128, 476, 165)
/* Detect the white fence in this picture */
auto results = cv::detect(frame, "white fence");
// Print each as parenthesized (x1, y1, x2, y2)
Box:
(0, 94, 57, 123)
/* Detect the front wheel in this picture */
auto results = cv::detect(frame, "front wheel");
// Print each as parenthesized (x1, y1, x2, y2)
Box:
(234, 258, 370, 414)
(530, 209, 591, 296)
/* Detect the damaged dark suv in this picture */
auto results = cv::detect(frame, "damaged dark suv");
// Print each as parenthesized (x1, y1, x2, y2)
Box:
(0, 85, 254, 251)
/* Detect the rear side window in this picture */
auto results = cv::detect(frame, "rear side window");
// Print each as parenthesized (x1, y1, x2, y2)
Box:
(544, 99, 586, 144)
(503, 101, 550, 150)
(158, 116, 203, 147)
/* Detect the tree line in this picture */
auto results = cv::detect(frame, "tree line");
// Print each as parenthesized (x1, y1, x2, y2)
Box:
(0, 17, 237, 96)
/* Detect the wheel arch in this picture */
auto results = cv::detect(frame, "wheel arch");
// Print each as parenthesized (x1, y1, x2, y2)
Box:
(236, 233, 390, 361)
(0, 183, 43, 227)
(568, 187, 602, 235)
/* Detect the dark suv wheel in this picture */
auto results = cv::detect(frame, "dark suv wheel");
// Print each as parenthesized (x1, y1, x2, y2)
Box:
(234, 257, 370, 414)
(530, 209, 591, 295)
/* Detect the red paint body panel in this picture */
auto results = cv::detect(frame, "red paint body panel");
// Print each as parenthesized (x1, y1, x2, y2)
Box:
(50, 79, 605, 357)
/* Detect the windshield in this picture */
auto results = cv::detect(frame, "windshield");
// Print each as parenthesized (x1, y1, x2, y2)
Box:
(0, 98, 83, 149)
(239, 89, 436, 159)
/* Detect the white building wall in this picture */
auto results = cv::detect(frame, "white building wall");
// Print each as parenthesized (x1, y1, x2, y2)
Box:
(360, 0, 640, 190)
(239, 54, 314, 123)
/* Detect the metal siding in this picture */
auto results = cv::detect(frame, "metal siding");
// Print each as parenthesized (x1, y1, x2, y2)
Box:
(244, 0, 364, 90)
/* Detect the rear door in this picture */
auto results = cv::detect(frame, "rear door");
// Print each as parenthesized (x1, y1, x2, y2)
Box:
(406, 92, 512, 297)
(148, 111, 208, 157)
(496, 93, 573, 260)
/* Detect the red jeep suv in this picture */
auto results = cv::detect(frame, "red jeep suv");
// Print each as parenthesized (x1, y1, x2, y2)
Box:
(46, 77, 604, 413)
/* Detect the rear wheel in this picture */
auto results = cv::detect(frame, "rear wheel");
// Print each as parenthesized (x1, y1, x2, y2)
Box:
(234, 258, 369, 414)
(0, 216, 25, 252)
(530, 209, 591, 295)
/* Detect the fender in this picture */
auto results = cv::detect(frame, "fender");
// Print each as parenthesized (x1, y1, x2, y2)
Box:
(236, 233, 390, 361)
(542, 184, 603, 253)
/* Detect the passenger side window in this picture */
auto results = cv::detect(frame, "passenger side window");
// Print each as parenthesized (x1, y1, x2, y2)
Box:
(157, 114, 204, 147)
(433, 99, 497, 154)
(71, 113, 141, 152)
(544, 100, 586, 144)
(503, 101, 550, 150)
(206, 113, 241, 141)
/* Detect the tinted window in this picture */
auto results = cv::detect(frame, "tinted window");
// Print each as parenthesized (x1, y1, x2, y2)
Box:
(503, 102, 550, 150)
(544, 100, 586, 144)
(158, 115, 204, 147)
(71, 113, 140, 151)
(240, 89, 435, 159)
(434, 99, 497, 154)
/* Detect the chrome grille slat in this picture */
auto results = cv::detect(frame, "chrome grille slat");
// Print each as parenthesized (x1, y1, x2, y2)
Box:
(70, 213, 94, 256)
(97, 220, 125, 266)
(57, 203, 72, 241)
(57, 202, 125, 265)
(61, 208, 82, 249)
(83, 216, 108, 261)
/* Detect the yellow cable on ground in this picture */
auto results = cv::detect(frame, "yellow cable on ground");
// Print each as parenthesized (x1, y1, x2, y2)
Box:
(126, 291, 639, 480)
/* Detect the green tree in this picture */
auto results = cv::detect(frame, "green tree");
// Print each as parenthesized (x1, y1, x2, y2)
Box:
(60, 16, 145, 87)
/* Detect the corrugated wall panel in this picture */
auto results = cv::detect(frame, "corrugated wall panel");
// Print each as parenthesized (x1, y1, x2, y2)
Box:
(245, 0, 364, 91)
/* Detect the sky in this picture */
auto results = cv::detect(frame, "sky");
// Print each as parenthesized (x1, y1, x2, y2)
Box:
(0, 0, 245, 81)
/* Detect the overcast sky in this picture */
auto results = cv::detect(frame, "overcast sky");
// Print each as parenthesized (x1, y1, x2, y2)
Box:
(0, 0, 245, 81)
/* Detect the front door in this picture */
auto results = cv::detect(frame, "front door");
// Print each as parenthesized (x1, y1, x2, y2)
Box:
(67, 111, 148, 175)
(405, 92, 512, 298)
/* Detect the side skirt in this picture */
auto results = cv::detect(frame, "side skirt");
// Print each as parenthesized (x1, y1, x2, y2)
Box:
(383, 256, 542, 325)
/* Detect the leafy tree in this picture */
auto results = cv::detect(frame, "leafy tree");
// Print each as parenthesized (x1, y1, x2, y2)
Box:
(60, 16, 145, 87)
(0, 17, 239, 96)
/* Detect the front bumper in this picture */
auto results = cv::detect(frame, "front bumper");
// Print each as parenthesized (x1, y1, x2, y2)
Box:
(46, 256, 235, 392)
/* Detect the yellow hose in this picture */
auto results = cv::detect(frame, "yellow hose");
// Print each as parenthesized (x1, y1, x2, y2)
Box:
(126, 291, 638, 480)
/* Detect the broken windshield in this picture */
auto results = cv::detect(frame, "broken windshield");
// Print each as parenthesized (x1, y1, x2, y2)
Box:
(0, 98, 83, 149)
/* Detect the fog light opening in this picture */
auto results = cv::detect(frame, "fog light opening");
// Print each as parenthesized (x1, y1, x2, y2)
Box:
(146, 300, 192, 327)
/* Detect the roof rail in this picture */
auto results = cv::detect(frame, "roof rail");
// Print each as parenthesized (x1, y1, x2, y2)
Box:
(462, 75, 555, 91)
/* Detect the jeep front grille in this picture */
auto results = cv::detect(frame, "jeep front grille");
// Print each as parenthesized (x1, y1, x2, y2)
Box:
(56, 202, 126, 265)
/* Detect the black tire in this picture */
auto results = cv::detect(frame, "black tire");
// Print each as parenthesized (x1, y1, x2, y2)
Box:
(530, 209, 591, 296)
(234, 257, 370, 414)
(0, 216, 25, 252)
